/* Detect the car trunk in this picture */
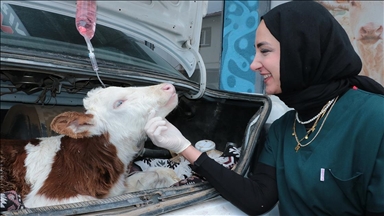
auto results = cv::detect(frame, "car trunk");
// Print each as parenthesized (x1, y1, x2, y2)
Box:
(1, 60, 271, 215)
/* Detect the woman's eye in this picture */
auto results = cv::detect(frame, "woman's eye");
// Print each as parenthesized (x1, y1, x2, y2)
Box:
(260, 49, 270, 54)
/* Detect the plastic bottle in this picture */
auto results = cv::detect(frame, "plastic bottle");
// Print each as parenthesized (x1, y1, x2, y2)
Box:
(75, 0, 105, 87)
(75, 0, 97, 40)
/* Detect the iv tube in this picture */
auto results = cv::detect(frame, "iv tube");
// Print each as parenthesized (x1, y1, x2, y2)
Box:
(75, 0, 105, 88)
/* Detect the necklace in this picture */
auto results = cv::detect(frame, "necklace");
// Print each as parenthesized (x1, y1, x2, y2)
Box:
(293, 96, 339, 152)
(293, 110, 324, 143)
(295, 98, 335, 125)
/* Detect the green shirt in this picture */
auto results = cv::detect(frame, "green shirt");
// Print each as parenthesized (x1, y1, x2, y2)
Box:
(259, 89, 384, 215)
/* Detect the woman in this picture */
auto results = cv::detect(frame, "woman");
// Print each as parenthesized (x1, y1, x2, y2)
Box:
(145, 1, 384, 215)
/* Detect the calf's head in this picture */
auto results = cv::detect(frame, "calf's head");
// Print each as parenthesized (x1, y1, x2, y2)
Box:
(50, 83, 178, 144)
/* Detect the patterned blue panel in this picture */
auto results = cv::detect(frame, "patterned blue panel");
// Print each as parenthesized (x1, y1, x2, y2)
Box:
(220, 0, 259, 93)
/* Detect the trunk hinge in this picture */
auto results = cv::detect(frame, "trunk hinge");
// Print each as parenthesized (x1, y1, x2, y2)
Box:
(184, 40, 206, 99)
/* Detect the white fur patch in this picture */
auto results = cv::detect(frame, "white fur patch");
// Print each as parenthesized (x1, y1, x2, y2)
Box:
(23, 135, 63, 207)
(126, 167, 180, 193)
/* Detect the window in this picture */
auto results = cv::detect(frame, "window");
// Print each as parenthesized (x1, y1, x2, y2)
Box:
(200, 27, 211, 47)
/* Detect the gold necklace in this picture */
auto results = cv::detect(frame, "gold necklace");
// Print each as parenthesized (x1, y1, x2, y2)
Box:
(293, 110, 324, 143)
(292, 96, 339, 152)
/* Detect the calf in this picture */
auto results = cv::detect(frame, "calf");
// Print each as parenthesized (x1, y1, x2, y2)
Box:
(318, 0, 383, 84)
(0, 83, 180, 208)
(348, 1, 383, 84)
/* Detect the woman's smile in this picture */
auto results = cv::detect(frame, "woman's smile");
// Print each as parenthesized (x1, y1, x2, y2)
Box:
(263, 74, 272, 83)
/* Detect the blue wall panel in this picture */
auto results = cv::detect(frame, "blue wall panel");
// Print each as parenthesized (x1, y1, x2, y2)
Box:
(220, 0, 260, 93)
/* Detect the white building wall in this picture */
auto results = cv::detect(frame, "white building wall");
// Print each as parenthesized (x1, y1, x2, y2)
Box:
(199, 12, 223, 89)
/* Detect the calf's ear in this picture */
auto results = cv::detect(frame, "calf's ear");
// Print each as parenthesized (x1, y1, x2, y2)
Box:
(50, 111, 95, 139)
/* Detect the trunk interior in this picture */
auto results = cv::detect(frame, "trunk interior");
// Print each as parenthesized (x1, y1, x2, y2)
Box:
(0, 66, 271, 215)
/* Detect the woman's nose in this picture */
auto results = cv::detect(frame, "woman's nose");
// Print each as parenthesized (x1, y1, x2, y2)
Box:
(250, 55, 261, 72)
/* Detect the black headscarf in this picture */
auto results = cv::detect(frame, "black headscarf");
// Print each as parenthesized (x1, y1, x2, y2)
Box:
(261, 1, 384, 115)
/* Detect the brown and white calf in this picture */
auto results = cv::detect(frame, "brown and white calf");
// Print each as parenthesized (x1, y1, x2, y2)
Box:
(0, 83, 180, 208)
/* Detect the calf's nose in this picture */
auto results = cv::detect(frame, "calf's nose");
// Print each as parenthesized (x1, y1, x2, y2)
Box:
(161, 83, 175, 93)
(359, 22, 383, 39)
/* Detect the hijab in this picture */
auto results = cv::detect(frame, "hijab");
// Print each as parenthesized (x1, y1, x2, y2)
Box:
(261, 1, 384, 116)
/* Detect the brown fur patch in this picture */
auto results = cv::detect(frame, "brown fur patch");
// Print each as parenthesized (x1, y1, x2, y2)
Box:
(50, 112, 94, 139)
(37, 134, 125, 199)
(0, 139, 38, 199)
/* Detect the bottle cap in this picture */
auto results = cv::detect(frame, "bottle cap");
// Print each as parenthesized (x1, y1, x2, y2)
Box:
(195, 140, 216, 152)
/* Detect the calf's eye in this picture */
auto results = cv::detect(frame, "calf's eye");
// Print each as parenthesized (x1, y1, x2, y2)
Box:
(114, 100, 125, 108)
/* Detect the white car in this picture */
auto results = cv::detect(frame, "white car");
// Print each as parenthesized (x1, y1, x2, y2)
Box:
(0, 1, 285, 215)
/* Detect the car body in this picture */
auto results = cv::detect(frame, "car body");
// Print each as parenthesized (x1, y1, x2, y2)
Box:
(1, 1, 285, 215)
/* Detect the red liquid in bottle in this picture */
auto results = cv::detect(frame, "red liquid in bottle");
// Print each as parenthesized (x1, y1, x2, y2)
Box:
(76, 0, 97, 39)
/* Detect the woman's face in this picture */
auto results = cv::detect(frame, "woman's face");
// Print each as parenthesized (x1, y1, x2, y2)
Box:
(250, 20, 282, 95)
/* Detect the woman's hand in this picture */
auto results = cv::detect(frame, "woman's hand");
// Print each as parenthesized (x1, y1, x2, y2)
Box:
(145, 114, 191, 154)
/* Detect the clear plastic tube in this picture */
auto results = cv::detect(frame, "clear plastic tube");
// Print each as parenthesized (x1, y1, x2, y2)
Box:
(85, 37, 98, 71)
